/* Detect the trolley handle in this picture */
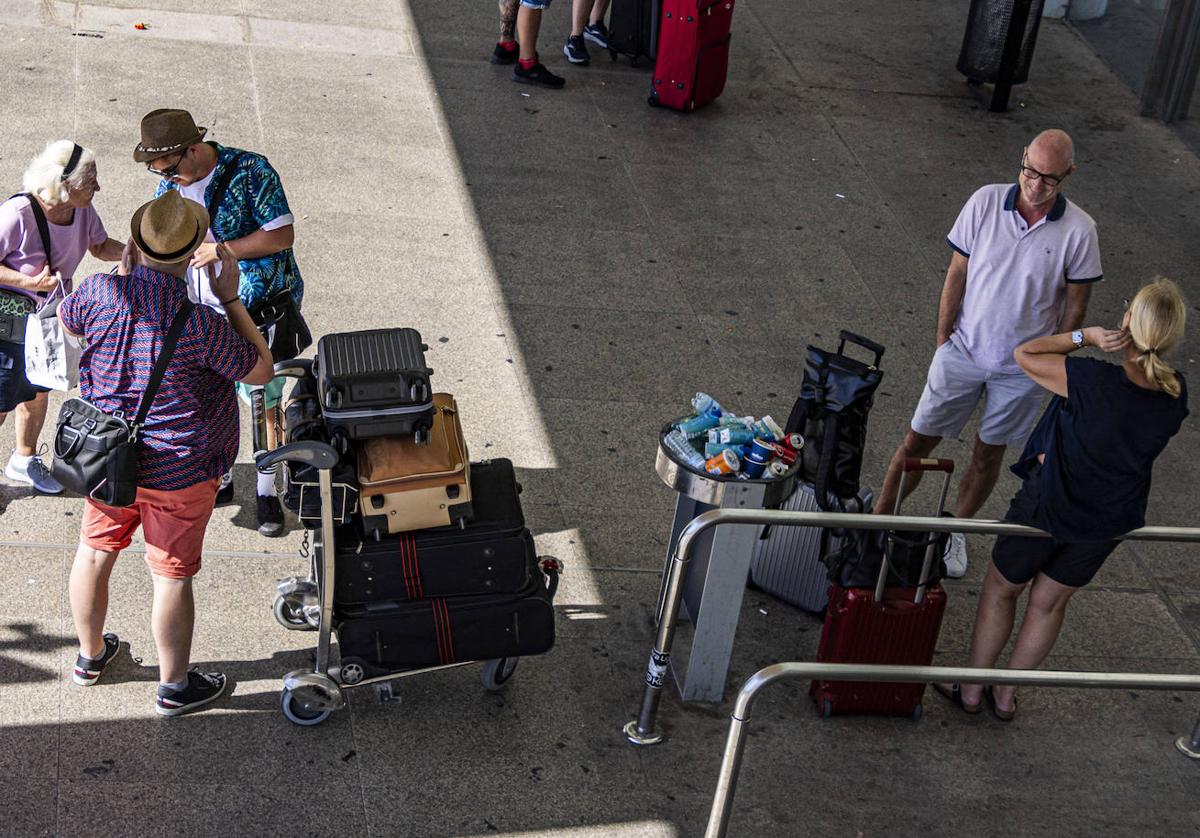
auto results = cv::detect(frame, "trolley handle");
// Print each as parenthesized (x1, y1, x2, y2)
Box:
(902, 457, 955, 474)
(837, 330, 885, 367)
(273, 357, 312, 380)
(257, 440, 339, 473)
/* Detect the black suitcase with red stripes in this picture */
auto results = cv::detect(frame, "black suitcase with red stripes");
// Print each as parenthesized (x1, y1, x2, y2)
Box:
(333, 556, 557, 677)
(331, 458, 528, 608)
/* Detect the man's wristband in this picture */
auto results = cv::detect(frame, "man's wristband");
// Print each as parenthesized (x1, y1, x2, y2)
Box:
(219, 296, 241, 307)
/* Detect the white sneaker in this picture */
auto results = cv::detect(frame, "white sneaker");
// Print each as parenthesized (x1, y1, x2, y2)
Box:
(942, 531, 968, 578)
(4, 454, 63, 494)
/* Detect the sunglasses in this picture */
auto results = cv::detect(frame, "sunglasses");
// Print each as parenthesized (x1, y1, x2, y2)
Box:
(146, 151, 186, 178)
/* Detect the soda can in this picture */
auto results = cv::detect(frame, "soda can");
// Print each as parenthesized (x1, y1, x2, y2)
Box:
(783, 432, 805, 452)
(768, 460, 789, 477)
(719, 427, 756, 445)
(742, 453, 768, 479)
(705, 449, 739, 476)
(771, 443, 797, 466)
(678, 412, 720, 437)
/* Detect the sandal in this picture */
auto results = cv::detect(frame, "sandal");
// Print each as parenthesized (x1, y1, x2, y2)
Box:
(932, 683, 982, 714)
(983, 686, 1017, 721)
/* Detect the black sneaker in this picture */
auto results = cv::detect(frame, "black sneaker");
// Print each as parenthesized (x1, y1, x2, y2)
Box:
(215, 472, 234, 506)
(72, 632, 120, 686)
(563, 35, 590, 65)
(583, 22, 609, 49)
(156, 669, 228, 717)
(513, 61, 566, 88)
(256, 494, 285, 538)
(490, 41, 519, 65)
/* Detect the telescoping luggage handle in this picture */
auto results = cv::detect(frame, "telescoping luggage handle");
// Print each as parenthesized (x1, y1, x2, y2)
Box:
(874, 458, 955, 605)
(837, 330, 885, 369)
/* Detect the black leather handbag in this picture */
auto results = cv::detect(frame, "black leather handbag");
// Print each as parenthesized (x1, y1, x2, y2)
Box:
(51, 300, 193, 507)
(248, 286, 311, 363)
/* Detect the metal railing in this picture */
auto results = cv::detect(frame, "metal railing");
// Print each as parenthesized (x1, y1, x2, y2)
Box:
(623, 508, 1200, 746)
(706, 661, 1200, 838)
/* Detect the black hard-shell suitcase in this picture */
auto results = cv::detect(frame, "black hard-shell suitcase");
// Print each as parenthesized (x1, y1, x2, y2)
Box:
(608, 0, 660, 63)
(314, 328, 435, 441)
(334, 561, 557, 676)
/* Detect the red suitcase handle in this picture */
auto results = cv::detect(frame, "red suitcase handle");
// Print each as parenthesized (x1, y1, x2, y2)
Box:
(902, 457, 954, 474)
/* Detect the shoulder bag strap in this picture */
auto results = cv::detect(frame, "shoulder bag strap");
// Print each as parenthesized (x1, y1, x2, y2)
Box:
(131, 300, 194, 435)
(15, 193, 53, 274)
(205, 152, 247, 244)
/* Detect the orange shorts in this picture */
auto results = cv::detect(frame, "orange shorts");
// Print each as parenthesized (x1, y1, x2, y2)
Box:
(81, 477, 221, 579)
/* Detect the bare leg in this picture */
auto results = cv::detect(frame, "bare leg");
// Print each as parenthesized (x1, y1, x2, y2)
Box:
(571, 0, 592, 36)
(955, 436, 1007, 518)
(517, 6, 542, 61)
(590, 0, 611, 24)
(69, 543, 120, 659)
(959, 560, 1026, 706)
(499, 0, 519, 42)
(14, 391, 49, 456)
(873, 429, 941, 516)
(992, 572, 1077, 711)
(151, 575, 195, 685)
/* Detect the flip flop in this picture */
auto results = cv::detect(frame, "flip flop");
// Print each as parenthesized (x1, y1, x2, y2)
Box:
(983, 686, 1017, 722)
(932, 682, 982, 714)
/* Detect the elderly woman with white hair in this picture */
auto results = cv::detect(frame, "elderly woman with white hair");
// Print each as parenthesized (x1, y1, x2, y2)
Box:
(0, 140, 123, 493)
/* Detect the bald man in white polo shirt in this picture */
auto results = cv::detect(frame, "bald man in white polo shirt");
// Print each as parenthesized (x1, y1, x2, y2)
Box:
(875, 129, 1104, 577)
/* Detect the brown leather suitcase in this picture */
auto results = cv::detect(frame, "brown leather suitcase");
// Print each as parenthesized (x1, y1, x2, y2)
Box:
(357, 393, 473, 533)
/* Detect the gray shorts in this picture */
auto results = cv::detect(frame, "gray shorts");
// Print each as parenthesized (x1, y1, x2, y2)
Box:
(910, 340, 1044, 447)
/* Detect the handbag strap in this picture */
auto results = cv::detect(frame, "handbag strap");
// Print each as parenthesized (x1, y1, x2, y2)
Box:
(7, 193, 54, 274)
(205, 150, 247, 244)
(132, 300, 194, 433)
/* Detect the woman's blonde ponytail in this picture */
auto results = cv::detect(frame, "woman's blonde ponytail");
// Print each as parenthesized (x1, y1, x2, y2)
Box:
(1129, 278, 1187, 398)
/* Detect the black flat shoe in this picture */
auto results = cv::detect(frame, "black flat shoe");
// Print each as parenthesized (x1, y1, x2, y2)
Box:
(933, 682, 982, 714)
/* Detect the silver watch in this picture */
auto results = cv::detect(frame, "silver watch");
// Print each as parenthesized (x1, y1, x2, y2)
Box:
(1071, 329, 1084, 348)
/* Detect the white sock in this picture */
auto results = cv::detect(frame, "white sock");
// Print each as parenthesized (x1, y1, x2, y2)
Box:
(162, 676, 190, 692)
(256, 470, 276, 497)
(9, 452, 31, 469)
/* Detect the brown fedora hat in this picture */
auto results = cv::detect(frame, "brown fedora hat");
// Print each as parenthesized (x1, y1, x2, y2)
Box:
(129, 190, 210, 263)
(133, 108, 207, 163)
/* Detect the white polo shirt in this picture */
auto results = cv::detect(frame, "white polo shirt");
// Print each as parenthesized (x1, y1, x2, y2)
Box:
(947, 183, 1102, 373)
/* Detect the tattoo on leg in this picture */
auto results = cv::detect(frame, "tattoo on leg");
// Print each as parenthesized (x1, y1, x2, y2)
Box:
(499, 0, 519, 40)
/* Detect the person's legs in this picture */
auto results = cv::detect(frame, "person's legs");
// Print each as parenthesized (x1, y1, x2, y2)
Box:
(589, 0, 610, 25)
(571, 0, 591, 36)
(992, 572, 1078, 711)
(5, 391, 63, 493)
(954, 435, 1007, 518)
(13, 391, 47, 457)
(959, 560, 1028, 706)
(513, 3, 565, 86)
(69, 543, 121, 659)
(499, 0, 520, 42)
(151, 575, 195, 685)
(873, 429, 942, 516)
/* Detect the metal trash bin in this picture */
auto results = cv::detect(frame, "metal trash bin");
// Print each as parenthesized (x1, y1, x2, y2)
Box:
(957, 0, 1046, 111)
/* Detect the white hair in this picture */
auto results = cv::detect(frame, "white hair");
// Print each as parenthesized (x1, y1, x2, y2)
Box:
(21, 140, 97, 206)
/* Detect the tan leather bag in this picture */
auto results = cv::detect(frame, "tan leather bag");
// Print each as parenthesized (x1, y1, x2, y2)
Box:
(357, 393, 472, 532)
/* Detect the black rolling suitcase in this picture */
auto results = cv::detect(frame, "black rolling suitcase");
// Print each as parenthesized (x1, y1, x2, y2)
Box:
(335, 559, 558, 677)
(608, 0, 661, 63)
(314, 328, 435, 442)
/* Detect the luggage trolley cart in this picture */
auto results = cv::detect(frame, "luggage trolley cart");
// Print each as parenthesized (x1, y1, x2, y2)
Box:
(254, 362, 560, 727)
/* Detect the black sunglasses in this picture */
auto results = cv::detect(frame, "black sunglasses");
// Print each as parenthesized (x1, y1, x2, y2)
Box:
(146, 151, 186, 178)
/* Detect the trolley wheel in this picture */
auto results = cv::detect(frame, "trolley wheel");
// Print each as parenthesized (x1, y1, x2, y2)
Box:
(647, 93, 659, 107)
(339, 658, 367, 686)
(272, 594, 311, 630)
(281, 688, 333, 726)
(910, 702, 924, 722)
(819, 699, 833, 719)
(480, 657, 518, 691)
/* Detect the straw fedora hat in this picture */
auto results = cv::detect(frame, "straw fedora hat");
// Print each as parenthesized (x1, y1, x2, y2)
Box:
(129, 191, 210, 263)
(133, 108, 207, 163)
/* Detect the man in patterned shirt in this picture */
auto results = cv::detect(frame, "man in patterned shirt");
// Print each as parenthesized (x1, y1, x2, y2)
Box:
(134, 108, 304, 537)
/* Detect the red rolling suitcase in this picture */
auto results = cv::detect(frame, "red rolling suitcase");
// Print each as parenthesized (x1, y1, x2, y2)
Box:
(648, 0, 734, 112)
(811, 458, 954, 719)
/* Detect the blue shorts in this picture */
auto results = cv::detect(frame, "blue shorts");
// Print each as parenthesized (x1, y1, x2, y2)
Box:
(520, 0, 552, 9)
(0, 338, 48, 413)
(236, 375, 287, 410)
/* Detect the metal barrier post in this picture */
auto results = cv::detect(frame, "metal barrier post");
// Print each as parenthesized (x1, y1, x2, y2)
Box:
(625, 508, 1200, 747)
(706, 662, 1200, 838)
(1176, 716, 1200, 759)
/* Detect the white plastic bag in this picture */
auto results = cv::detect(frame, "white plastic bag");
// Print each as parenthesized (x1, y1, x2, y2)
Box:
(24, 297, 82, 391)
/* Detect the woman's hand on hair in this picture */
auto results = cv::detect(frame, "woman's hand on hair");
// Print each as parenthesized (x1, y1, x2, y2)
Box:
(190, 242, 220, 270)
(117, 238, 138, 277)
(1083, 326, 1130, 353)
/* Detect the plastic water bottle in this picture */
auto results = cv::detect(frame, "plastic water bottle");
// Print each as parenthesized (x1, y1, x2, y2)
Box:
(692, 392, 724, 418)
(664, 429, 707, 471)
(677, 412, 720, 439)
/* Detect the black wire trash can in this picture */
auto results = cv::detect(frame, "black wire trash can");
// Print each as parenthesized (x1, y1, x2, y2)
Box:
(957, 0, 1046, 112)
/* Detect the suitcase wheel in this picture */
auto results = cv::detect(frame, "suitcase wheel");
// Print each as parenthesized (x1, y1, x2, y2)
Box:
(910, 703, 923, 722)
(281, 687, 333, 726)
(819, 698, 833, 719)
(480, 657, 519, 692)
(647, 93, 659, 107)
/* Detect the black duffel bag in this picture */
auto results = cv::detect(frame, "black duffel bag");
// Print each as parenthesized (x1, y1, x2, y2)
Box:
(51, 300, 192, 507)
(248, 285, 311, 364)
(785, 330, 884, 511)
(280, 371, 358, 526)
(825, 525, 949, 590)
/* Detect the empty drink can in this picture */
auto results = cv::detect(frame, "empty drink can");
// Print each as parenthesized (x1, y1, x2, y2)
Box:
(768, 460, 789, 477)
(783, 432, 805, 452)
(705, 449, 740, 475)
(771, 443, 798, 466)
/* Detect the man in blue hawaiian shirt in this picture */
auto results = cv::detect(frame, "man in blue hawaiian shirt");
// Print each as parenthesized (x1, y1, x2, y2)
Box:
(134, 108, 304, 537)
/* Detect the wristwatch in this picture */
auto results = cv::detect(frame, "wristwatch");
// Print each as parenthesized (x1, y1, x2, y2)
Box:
(1071, 329, 1085, 348)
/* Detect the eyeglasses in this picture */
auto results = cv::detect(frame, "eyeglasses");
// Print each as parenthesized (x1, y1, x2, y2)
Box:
(1020, 157, 1068, 187)
(146, 151, 185, 178)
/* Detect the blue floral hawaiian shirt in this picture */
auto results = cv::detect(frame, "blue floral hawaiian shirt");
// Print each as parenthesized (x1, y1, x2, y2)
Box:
(156, 142, 303, 308)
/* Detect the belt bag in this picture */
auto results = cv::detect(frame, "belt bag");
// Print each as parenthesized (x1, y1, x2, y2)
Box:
(0, 311, 26, 343)
(51, 300, 193, 507)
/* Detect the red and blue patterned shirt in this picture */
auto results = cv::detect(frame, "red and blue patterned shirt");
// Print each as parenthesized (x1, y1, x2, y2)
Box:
(60, 266, 258, 491)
